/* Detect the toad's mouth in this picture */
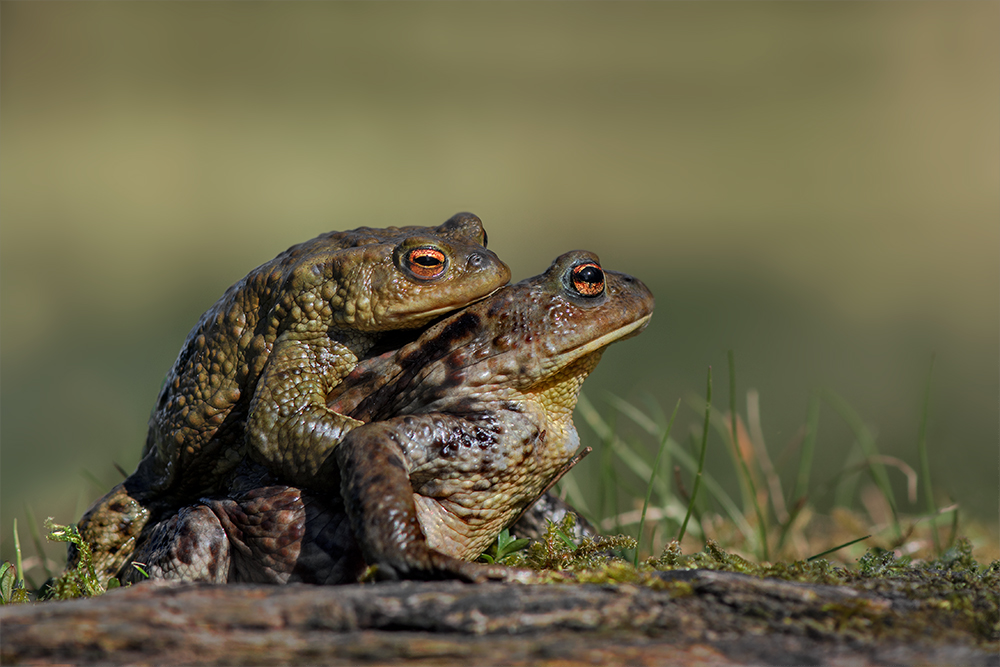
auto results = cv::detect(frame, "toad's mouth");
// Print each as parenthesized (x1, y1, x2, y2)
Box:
(408, 283, 509, 321)
(548, 313, 653, 369)
(362, 285, 508, 359)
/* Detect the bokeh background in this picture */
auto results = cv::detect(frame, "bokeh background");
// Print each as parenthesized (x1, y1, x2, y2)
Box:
(2, 2, 997, 567)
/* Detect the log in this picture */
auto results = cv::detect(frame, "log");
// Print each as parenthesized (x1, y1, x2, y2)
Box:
(2, 570, 995, 666)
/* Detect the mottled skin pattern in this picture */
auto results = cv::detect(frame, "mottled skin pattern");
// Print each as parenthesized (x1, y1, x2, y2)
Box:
(123, 481, 363, 585)
(125, 251, 653, 584)
(72, 214, 509, 581)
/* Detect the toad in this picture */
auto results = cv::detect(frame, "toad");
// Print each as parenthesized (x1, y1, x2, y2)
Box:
(73, 213, 510, 581)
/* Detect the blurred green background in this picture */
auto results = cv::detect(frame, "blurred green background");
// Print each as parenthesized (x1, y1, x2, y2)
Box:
(2, 2, 997, 566)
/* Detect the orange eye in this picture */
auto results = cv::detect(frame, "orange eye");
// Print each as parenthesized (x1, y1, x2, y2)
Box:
(406, 247, 448, 280)
(571, 262, 604, 297)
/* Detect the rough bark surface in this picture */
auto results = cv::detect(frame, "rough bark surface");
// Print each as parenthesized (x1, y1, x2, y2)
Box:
(2, 570, 995, 666)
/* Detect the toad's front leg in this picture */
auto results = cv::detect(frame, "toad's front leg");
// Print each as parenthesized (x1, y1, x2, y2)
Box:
(247, 335, 365, 489)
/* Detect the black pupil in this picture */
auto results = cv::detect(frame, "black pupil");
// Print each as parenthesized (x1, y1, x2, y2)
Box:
(577, 265, 602, 284)
(414, 253, 440, 266)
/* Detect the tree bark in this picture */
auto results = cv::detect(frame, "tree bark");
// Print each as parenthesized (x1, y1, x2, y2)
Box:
(2, 570, 995, 666)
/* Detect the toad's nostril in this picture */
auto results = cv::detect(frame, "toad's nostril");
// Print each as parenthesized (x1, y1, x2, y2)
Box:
(467, 252, 486, 269)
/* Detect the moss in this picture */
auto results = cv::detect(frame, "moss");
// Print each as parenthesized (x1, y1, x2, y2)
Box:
(517, 513, 638, 573)
(508, 516, 998, 647)
(41, 520, 120, 601)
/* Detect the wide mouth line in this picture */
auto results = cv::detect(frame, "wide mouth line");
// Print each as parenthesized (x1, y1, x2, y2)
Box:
(405, 283, 510, 321)
(550, 313, 653, 366)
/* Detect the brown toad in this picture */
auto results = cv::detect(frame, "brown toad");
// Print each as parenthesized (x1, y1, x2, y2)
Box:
(73, 213, 510, 581)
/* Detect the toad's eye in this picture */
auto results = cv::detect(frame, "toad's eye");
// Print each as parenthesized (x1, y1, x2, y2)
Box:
(406, 247, 448, 280)
(571, 262, 605, 297)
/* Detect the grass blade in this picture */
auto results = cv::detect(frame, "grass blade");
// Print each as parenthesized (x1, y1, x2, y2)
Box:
(807, 534, 871, 561)
(576, 394, 621, 528)
(946, 504, 959, 550)
(916, 354, 940, 553)
(774, 496, 808, 556)
(555, 471, 589, 515)
(23, 505, 54, 581)
(823, 389, 901, 537)
(13, 520, 24, 591)
(607, 393, 662, 436)
(678, 367, 711, 544)
(583, 393, 754, 542)
(583, 395, 671, 503)
(635, 399, 680, 566)
(747, 389, 787, 523)
(728, 351, 769, 561)
(793, 393, 821, 507)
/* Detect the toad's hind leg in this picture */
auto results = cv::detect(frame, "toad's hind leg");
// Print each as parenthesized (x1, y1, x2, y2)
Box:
(123, 504, 230, 584)
(216, 485, 366, 585)
(122, 486, 365, 585)
(335, 421, 508, 583)
(71, 483, 151, 583)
